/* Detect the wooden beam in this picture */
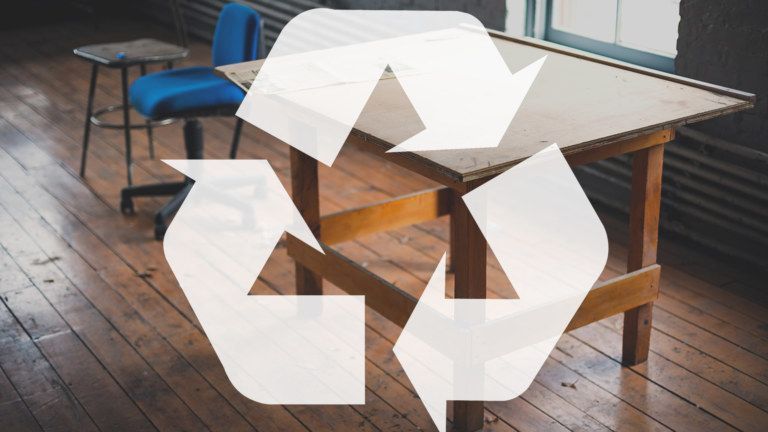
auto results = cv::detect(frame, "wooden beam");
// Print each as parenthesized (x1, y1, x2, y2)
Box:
(286, 236, 418, 328)
(288, 240, 660, 336)
(623, 144, 665, 365)
(450, 185, 486, 432)
(628, 145, 665, 270)
(563, 129, 673, 168)
(567, 265, 661, 332)
(321, 187, 451, 245)
(290, 147, 323, 295)
(468, 265, 662, 363)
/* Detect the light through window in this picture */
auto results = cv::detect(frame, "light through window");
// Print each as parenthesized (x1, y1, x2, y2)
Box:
(618, 0, 680, 57)
(547, 0, 681, 70)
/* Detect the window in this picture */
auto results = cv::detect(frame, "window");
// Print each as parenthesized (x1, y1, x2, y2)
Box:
(505, 0, 528, 36)
(539, 0, 681, 72)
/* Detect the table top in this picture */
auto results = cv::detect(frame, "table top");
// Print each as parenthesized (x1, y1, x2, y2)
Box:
(216, 31, 754, 182)
(74, 38, 188, 67)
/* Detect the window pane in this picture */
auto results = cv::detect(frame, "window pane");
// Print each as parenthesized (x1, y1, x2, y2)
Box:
(505, 0, 527, 36)
(551, 0, 619, 43)
(618, 0, 681, 56)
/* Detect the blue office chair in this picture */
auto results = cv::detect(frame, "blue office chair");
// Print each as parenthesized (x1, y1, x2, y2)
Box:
(121, 3, 263, 240)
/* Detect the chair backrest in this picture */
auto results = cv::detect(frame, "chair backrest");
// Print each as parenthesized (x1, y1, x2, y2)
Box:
(167, 0, 189, 48)
(212, 3, 262, 68)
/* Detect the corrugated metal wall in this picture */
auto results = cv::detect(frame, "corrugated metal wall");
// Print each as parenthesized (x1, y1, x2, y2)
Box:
(134, 0, 506, 48)
(135, 0, 330, 49)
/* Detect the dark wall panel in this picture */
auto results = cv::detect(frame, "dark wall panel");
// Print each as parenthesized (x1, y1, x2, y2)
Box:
(334, 0, 506, 30)
(676, 0, 768, 153)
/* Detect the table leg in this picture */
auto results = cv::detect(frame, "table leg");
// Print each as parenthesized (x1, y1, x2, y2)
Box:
(290, 147, 323, 295)
(120, 67, 133, 186)
(450, 187, 486, 432)
(623, 143, 664, 365)
(80, 63, 98, 177)
(448, 206, 457, 273)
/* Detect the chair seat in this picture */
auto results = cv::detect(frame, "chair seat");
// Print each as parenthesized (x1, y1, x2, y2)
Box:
(129, 66, 245, 119)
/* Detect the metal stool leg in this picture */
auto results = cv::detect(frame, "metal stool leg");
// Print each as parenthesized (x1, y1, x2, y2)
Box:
(121, 67, 133, 186)
(230, 118, 243, 159)
(80, 63, 99, 177)
(140, 64, 155, 159)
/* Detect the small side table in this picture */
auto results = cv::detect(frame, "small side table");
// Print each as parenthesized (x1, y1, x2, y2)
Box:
(74, 38, 189, 186)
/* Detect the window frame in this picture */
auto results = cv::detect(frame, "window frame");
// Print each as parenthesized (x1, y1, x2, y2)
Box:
(539, 0, 676, 72)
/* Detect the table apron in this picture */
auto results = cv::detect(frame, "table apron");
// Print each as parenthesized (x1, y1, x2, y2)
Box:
(347, 128, 674, 192)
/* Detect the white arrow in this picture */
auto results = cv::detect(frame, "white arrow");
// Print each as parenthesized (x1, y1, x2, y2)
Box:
(393, 145, 608, 431)
(163, 159, 365, 405)
(236, 9, 545, 166)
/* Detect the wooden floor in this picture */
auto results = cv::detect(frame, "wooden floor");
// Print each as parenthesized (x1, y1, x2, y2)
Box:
(1, 15, 767, 432)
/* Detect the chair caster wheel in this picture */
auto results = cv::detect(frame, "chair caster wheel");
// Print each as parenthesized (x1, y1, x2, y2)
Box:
(154, 224, 167, 241)
(120, 197, 134, 214)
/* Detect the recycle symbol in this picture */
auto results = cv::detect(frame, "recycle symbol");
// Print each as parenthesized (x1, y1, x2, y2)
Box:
(163, 9, 608, 432)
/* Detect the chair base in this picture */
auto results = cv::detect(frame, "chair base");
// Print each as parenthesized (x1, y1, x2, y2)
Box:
(121, 118, 203, 240)
(121, 115, 242, 241)
(121, 180, 192, 240)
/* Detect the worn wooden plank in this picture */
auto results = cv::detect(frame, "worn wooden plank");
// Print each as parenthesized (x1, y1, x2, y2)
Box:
(252, 229, 440, 431)
(573, 323, 768, 432)
(0, 298, 99, 432)
(0, 97, 403, 432)
(552, 333, 739, 432)
(0, 363, 41, 432)
(3, 285, 157, 432)
(0, 138, 290, 431)
(533, 356, 670, 432)
(0, 188, 211, 431)
(2, 21, 429, 432)
(0, 63, 380, 430)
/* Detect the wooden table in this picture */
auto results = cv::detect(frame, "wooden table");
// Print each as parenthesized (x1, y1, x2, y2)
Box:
(217, 31, 754, 431)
